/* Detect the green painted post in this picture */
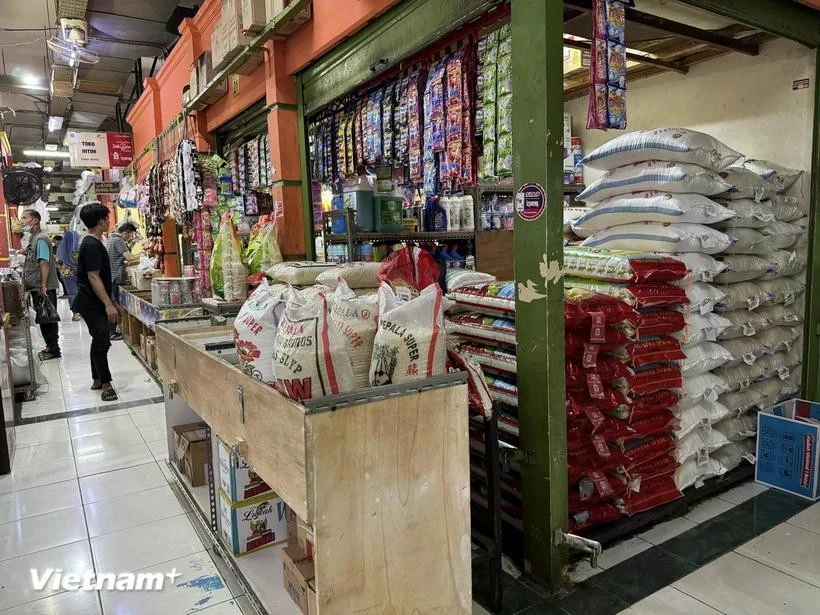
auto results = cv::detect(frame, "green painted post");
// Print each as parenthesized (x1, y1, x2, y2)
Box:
(295, 74, 316, 261)
(511, 0, 568, 588)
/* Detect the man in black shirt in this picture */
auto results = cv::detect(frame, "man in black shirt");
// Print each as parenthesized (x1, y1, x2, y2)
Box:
(72, 203, 119, 402)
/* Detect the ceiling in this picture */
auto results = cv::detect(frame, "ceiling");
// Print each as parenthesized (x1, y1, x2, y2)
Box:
(0, 0, 199, 171)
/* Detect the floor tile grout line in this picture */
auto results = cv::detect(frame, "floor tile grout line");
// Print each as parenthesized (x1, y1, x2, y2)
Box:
(731, 549, 820, 591)
(0, 536, 90, 567)
(0, 502, 85, 528)
(785, 516, 820, 537)
(667, 585, 730, 615)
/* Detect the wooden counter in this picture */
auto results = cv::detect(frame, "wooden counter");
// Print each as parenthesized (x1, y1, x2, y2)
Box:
(156, 324, 472, 614)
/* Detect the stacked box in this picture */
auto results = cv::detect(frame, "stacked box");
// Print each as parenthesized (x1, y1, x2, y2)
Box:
(218, 489, 287, 556)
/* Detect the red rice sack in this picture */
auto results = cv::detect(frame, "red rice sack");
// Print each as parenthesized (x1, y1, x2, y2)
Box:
(564, 278, 688, 309)
(370, 283, 446, 386)
(447, 342, 493, 417)
(271, 293, 355, 402)
(608, 336, 686, 367)
(562, 246, 688, 283)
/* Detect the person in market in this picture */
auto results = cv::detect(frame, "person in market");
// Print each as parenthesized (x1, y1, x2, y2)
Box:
(56, 229, 82, 322)
(52, 234, 68, 297)
(73, 203, 119, 402)
(19, 209, 62, 360)
(106, 221, 139, 341)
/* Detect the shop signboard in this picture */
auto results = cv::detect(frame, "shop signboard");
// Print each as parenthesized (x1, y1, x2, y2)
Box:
(68, 131, 133, 169)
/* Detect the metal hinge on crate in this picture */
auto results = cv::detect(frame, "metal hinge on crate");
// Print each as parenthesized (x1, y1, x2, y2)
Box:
(554, 529, 602, 568)
(499, 447, 536, 468)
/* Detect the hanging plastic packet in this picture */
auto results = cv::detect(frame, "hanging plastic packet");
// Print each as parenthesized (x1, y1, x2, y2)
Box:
(382, 83, 395, 165)
(480, 31, 499, 180)
(408, 71, 424, 184)
(495, 25, 513, 177)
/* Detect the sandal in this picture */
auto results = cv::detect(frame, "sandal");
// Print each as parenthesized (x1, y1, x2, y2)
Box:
(90, 380, 102, 391)
(101, 386, 118, 402)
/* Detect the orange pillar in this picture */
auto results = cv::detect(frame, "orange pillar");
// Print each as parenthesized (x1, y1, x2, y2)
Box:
(0, 189, 9, 265)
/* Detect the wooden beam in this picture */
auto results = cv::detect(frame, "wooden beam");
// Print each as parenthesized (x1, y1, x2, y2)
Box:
(564, 0, 760, 55)
(562, 36, 690, 74)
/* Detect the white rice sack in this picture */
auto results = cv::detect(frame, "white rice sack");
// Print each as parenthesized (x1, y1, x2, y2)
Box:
(756, 326, 801, 354)
(676, 401, 732, 439)
(446, 270, 495, 292)
(719, 389, 759, 415)
(681, 372, 730, 403)
(330, 281, 379, 389)
(565, 207, 591, 234)
(713, 439, 756, 473)
(758, 276, 805, 306)
(723, 228, 772, 255)
(271, 293, 356, 402)
(676, 312, 731, 347)
(670, 252, 728, 284)
(679, 342, 733, 376)
(370, 283, 447, 386)
(781, 371, 803, 399)
(316, 262, 381, 289)
(675, 457, 726, 491)
(717, 308, 771, 340)
(233, 280, 288, 386)
(714, 415, 757, 442)
(714, 198, 774, 228)
(714, 254, 771, 284)
(682, 283, 725, 315)
(717, 167, 778, 202)
(676, 428, 731, 463)
(758, 349, 801, 380)
(759, 222, 803, 250)
(267, 262, 335, 286)
(743, 159, 803, 191)
(770, 195, 806, 222)
(751, 377, 785, 409)
(578, 161, 732, 203)
(581, 128, 742, 171)
(570, 192, 735, 238)
(720, 337, 767, 367)
(757, 250, 805, 280)
(581, 222, 732, 254)
(713, 281, 771, 312)
(756, 304, 802, 327)
(711, 363, 766, 392)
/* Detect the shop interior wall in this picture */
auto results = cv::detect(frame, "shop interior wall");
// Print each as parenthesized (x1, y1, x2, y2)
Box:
(566, 38, 816, 187)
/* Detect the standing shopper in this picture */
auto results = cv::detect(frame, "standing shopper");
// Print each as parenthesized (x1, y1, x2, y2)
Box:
(52, 235, 67, 297)
(19, 209, 61, 360)
(56, 230, 82, 321)
(107, 222, 138, 340)
(73, 204, 119, 402)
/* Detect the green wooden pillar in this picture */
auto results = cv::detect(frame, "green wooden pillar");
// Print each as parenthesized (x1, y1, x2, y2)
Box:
(511, 0, 568, 587)
(296, 74, 316, 261)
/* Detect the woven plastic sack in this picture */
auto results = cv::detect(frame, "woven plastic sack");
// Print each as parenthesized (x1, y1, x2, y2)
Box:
(723, 228, 772, 255)
(770, 195, 805, 222)
(564, 287, 637, 329)
(370, 283, 446, 386)
(271, 293, 355, 402)
(681, 372, 730, 403)
(676, 400, 732, 439)
(751, 378, 784, 409)
(578, 161, 732, 203)
(675, 428, 730, 464)
(758, 250, 805, 280)
(756, 304, 802, 327)
(682, 283, 725, 315)
(581, 129, 742, 171)
(445, 270, 495, 292)
(581, 222, 732, 254)
(758, 276, 805, 306)
(715, 198, 774, 228)
(756, 326, 801, 354)
(675, 312, 731, 347)
(743, 159, 803, 191)
(609, 337, 685, 368)
(713, 439, 756, 473)
(678, 342, 733, 376)
(315, 262, 381, 289)
(447, 342, 493, 418)
(570, 192, 735, 237)
(233, 280, 288, 386)
(713, 282, 771, 312)
(563, 246, 687, 283)
(718, 389, 759, 415)
(711, 362, 766, 393)
(720, 337, 767, 367)
(714, 415, 757, 442)
(377, 246, 441, 296)
(716, 308, 771, 340)
(757, 349, 801, 380)
(714, 254, 772, 284)
(670, 252, 727, 284)
(759, 222, 803, 250)
(564, 277, 688, 309)
(717, 167, 778, 201)
(675, 457, 725, 491)
(330, 280, 379, 389)
(631, 310, 686, 337)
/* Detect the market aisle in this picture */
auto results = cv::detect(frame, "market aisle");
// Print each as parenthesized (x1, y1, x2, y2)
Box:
(1, 301, 245, 614)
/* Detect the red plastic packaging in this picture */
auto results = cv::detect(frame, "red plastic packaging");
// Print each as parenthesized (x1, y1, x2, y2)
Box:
(608, 336, 686, 367)
(635, 310, 686, 337)
(564, 290, 637, 329)
(377, 246, 440, 293)
(621, 476, 683, 515)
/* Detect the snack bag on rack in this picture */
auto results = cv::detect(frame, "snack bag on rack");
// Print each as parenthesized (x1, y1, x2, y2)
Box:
(245, 215, 283, 275)
(210, 212, 247, 301)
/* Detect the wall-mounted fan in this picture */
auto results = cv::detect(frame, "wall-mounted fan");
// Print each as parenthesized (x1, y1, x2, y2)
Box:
(3, 169, 43, 206)
(47, 37, 100, 66)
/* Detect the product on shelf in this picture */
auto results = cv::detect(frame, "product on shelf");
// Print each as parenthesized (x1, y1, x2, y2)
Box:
(211, 212, 247, 301)
(218, 490, 287, 556)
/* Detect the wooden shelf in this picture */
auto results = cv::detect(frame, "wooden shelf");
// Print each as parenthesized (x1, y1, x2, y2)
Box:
(186, 0, 311, 113)
(325, 230, 476, 243)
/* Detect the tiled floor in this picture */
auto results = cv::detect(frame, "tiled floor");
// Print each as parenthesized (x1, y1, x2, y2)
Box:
(5, 301, 820, 614)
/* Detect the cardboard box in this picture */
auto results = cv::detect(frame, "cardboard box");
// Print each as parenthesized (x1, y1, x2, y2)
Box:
(218, 489, 287, 556)
(241, 0, 267, 33)
(563, 47, 591, 74)
(173, 422, 210, 487)
(286, 506, 298, 545)
(296, 523, 314, 560)
(282, 545, 315, 614)
(307, 581, 317, 615)
(756, 398, 820, 501)
(217, 436, 274, 502)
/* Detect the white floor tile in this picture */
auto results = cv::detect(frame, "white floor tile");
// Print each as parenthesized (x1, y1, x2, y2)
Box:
(90, 515, 206, 574)
(147, 439, 169, 461)
(67, 409, 129, 423)
(787, 502, 820, 536)
(0, 506, 87, 562)
(597, 537, 653, 569)
(84, 485, 186, 538)
(79, 461, 166, 504)
(68, 414, 137, 437)
(737, 522, 820, 589)
(71, 429, 145, 457)
(619, 587, 722, 614)
(74, 442, 154, 477)
(12, 421, 70, 448)
(0, 540, 94, 611)
(638, 517, 698, 545)
(0, 480, 82, 523)
(716, 481, 768, 505)
(684, 496, 737, 524)
(129, 404, 166, 427)
(0, 590, 102, 615)
(0, 455, 77, 495)
(137, 422, 167, 443)
(472, 603, 492, 615)
(99, 551, 231, 615)
(198, 600, 245, 614)
(11, 440, 74, 466)
(157, 459, 178, 484)
(674, 551, 820, 614)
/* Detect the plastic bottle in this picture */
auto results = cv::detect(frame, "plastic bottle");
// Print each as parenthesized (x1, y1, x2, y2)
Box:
(439, 196, 451, 231)
(449, 197, 462, 231)
(466, 254, 476, 270)
(359, 242, 374, 262)
(461, 195, 475, 231)
(424, 196, 448, 232)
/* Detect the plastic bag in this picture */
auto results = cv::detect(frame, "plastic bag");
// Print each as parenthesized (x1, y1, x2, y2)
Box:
(244, 215, 283, 275)
(34, 294, 60, 324)
(377, 246, 441, 297)
(210, 212, 247, 301)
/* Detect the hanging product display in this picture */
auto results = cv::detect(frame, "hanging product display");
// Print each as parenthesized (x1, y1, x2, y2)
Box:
(587, 0, 629, 130)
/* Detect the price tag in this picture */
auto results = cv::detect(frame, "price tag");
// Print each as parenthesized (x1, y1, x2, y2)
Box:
(704, 327, 717, 342)
(704, 387, 719, 402)
(743, 352, 757, 366)
(785, 312, 800, 323)
(738, 379, 751, 391)
(696, 447, 709, 467)
(694, 478, 706, 489)
(784, 290, 796, 306)
(589, 311, 606, 344)
(587, 373, 605, 399)
(747, 295, 760, 311)
(788, 251, 798, 265)
(590, 471, 614, 497)
(778, 366, 790, 380)
(583, 406, 606, 431)
(700, 299, 714, 316)
(578, 477, 595, 500)
(754, 187, 766, 202)
(591, 434, 611, 458)
(743, 453, 757, 464)
(742, 322, 756, 337)
(582, 343, 599, 369)
(701, 269, 714, 283)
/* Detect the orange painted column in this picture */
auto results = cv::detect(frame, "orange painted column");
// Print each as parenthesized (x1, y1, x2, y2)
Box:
(0, 189, 10, 265)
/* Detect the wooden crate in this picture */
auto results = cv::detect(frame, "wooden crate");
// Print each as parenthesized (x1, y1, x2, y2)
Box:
(156, 325, 471, 614)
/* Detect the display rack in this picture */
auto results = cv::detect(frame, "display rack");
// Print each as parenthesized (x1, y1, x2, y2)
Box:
(0, 276, 37, 402)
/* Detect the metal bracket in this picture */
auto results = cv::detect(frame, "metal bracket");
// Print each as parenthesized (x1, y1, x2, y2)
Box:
(553, 529, 602, 569)
(499, 447, 536, 469)
(237, 385, 245, 424)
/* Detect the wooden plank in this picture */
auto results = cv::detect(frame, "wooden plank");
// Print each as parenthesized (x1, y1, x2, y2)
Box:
(156, 326, 310, 521)
(307, 383, 472, 614)
(476, 231, 515, 281)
